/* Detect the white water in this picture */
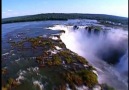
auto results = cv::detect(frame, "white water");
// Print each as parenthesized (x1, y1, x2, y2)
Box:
(46, 20, 128, 90)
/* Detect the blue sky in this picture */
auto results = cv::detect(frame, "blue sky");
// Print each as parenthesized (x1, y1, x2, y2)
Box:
(2, 0, 128, 18)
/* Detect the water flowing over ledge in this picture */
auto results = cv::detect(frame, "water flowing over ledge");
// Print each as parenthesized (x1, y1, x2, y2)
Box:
(46, 20, 128, 90)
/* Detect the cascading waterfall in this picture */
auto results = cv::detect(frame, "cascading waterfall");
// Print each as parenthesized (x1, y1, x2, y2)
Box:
(116, 50, 128, 75)
(47, 22, 128, 90)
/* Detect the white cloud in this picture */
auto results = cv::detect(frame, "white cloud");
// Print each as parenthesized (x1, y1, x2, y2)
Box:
(7, 10, 13, 12)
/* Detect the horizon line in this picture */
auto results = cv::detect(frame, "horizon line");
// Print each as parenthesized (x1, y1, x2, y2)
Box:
(2, 12, 128, 19)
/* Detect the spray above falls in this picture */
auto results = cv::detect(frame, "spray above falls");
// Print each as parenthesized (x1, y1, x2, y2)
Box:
(46, 19, 128, 90)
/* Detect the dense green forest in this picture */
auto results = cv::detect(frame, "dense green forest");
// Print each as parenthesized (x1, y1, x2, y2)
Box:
(2, 13, 128, 25)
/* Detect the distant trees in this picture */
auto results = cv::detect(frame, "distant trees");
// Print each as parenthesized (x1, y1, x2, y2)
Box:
(2, 13, 128, 25)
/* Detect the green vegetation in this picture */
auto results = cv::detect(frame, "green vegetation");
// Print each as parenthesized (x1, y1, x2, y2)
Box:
(62, 69, 98, 89)
(59, 50, 75, 64)
(74, 55, 88, 64)
(47, 60, 53, 66)
(65, 57, 73, 64)
(52, 54, 62, 65)
(2, 13, 128, 25)
(77, 70, 98, 87)
(59, 50, 71, 57)
(64, 71, 83, 86)
(4, 35, 99, 90)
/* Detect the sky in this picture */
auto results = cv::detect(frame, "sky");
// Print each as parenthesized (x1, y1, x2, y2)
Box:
(2, 0, 128, 18)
